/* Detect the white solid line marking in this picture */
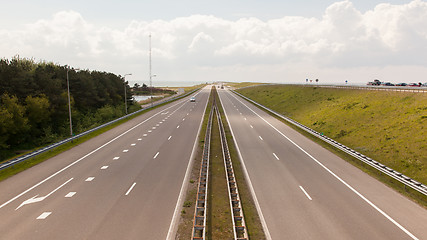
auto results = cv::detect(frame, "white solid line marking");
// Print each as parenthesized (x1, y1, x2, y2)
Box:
(168, 136, 172, 140)
(228, 91, 419, 240)
(273, 153, 279, 160)
(154, 152, 160, 159)
(143, 134, 148, 137)
(177, 125, 180, 129)
(113, 157, 120, 160)
(123, 149, 129, 153)
(65, 192, 76, 198)
(259, 136, 263, 141)
(299, 186, 312, 200)
(85, 177, 95, 182)
(101, 166, 108, 170)
(125, 183, 136, 196)
(37, 212, 51, 220)
(131, 143, 136, 146)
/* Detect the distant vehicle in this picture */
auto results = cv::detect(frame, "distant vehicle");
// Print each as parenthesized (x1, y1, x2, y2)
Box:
(381, 82, 394, 86)
(423, 82, 427, 87)
(408, 83, 420, 87)
(190, 96, 196, 102)
(221, 85, 224, 89)
(395, 83, 407, 86)
(367, 79, 381, 85)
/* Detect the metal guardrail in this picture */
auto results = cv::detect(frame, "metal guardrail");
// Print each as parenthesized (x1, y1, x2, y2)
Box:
(192, 98, 214, 240)
(232, 90, 427, 196)
(0, 89, 199, 171)
(215, 104, 248, 240)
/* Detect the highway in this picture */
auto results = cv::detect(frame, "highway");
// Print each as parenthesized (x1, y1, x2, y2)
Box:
(0, 86, 210, 240)
(217, 88, 427, 240)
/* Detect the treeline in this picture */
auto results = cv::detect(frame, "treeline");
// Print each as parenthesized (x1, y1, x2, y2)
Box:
(132, 83, 175, 95)
(0, 57, 138, 161)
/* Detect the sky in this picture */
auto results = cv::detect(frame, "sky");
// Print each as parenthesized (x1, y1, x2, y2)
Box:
(1, 0, 426, 86)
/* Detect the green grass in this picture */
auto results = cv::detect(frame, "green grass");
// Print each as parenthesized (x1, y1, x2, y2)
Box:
(225, 82, 265, 89)
(206, 110, 234, 239)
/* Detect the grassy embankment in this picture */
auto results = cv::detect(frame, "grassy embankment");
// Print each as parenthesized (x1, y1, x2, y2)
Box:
(0, 86, 202, 182)
(237, 84, 426, 205)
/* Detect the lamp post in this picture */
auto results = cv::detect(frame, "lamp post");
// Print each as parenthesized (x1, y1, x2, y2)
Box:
(123, 73, 132, 115)
(66, 66, 79, 137)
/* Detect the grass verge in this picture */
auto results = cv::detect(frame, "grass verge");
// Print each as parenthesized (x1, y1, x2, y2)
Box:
(206, 108, 234, 239)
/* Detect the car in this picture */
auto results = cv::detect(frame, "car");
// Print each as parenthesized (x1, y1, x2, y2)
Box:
(408, 83, 421, 87)
(396, 83, 407, 86)
(190, 96, 196, 102)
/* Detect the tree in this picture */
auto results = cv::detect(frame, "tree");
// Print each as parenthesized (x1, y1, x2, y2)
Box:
(0, 94, 29, 147)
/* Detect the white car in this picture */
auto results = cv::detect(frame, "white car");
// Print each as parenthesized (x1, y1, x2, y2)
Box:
(190, 96, 196, 102)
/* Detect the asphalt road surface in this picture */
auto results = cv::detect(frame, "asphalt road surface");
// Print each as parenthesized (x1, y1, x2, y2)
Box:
(217, 87, 427, 240)
(0, 86, 210, 240)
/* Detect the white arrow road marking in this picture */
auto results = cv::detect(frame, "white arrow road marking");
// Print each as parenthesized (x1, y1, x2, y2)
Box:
(16, 178, 73, 210)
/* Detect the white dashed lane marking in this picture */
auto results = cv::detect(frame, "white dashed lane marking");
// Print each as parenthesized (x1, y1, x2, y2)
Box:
(101, 166, 108, 170)
(113, 157, 120, 160)
(123, 149, 129, 153)
(37, 212, 51, 220)
(65, 192, 76, 198)
(85, 177, 95, 182)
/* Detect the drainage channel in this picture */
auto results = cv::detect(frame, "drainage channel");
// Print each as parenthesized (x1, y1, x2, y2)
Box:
(191, 97, 215, 239)
(215, 105, 248, 240)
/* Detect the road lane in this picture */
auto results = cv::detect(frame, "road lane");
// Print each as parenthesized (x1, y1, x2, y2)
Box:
(0, 86, 210, 239)
(218, 88, 427, 240)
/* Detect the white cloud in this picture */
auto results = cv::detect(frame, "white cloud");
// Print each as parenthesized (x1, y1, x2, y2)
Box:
(1, 1, 427, 84)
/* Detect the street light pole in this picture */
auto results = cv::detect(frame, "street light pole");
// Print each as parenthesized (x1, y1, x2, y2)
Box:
(66, 66, 79, 137)
(123, 73, 132, 115)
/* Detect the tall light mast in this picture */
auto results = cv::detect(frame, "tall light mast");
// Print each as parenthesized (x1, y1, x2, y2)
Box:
(149, 34, 153, 107)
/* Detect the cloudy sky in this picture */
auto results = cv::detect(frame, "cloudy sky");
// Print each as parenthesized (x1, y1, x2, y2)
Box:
(1, 0, 427, 86)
